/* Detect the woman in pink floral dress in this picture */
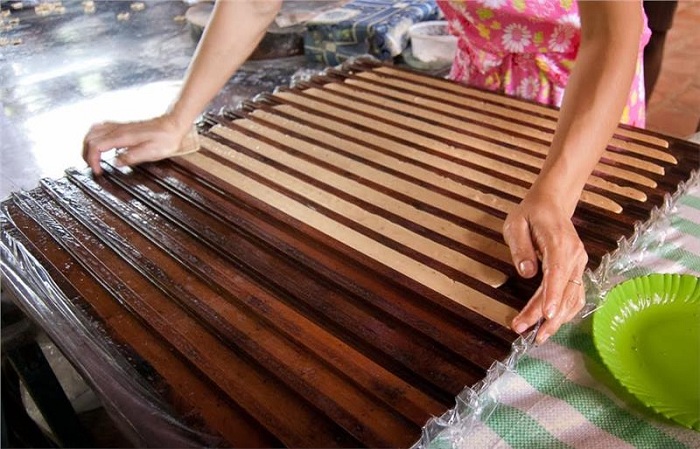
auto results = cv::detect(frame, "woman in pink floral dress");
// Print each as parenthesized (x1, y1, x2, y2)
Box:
(83, 0, 650, 345)
(438, 0, 650, 127)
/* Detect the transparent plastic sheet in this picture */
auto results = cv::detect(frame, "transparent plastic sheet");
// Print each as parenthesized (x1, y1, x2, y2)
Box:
(585, 168, 700, 311)
(412, 325, 540, 449)
(0, 202, 222, 448)
(413, 169, 700, 449)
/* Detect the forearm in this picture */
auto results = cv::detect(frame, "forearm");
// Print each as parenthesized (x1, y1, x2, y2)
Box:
(533, 1, 643, 214)
(168, 0, 283, 129)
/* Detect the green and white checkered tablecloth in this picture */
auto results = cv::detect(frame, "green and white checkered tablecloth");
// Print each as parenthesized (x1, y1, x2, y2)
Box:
(419, 172, 700, 449)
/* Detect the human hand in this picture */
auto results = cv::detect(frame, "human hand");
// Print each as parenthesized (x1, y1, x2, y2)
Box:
(503, 189, 588, 344)
(82, 114, 196, 175)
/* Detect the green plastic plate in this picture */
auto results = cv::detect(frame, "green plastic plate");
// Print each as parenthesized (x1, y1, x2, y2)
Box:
(593, 273, 700, 431)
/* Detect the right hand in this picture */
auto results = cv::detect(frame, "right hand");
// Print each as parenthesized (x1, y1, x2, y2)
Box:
(82, 114, 191, 175)
(503, 188, 588, 344)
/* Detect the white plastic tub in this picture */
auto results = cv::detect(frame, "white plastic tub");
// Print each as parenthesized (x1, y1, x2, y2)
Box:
(409, 20, 458, 64)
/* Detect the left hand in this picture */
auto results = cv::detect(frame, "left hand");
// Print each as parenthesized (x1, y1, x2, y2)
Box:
(503, 189, 588, 344)
(82, 114, 193, 175)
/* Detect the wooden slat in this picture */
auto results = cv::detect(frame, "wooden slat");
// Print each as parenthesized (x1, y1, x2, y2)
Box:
(259, 103, 521, 213)
(321, 82, 655, 200)
(246, 109, 507, 235)
(272, 89, 626, 213)
(185, 137, 517, 322)
(3, 204, 277, 448)
(371, 66, 671, 149)
(14, 185, 361, 447)
(349, 72, 676, 164)
(214, 121, 511, 259)
(338, 76, 663, 187)
(237, 105, 630, 265)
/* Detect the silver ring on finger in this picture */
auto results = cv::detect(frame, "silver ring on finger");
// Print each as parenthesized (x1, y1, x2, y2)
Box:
(568, 279, 582, 286)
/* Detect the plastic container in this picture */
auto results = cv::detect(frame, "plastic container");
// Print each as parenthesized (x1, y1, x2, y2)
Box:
(408, 21, 457, 65)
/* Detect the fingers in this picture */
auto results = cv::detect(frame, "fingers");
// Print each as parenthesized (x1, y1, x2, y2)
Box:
(512, 276, 586, 344)
(82, 117, 184, 175)
(511, 285, 544, 334)
(508, 215, 588, 343)
(536, 276, 583, 344)
(114, 142, 169, 167)
(534, 238, 586, 343)
(503, 215, 538, 278)
(540, 237, 587, 324)
(563, 280, 587, 323)
(83, 122, 120, 175)
(541, 260, 567, 321)
(83, 121, 147, 175)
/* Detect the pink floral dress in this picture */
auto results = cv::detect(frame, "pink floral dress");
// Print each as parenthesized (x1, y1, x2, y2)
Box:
(437, 0, 651, 126)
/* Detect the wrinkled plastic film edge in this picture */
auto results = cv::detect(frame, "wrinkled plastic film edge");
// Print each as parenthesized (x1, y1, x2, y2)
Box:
(584, 168, 700, 317)
(412, 168, 699, 449)
(411, 325, 538, 449)
(0, 204, 222, 448)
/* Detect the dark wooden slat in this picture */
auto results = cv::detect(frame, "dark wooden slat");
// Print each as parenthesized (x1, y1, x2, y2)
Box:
(98, 162, 511, 388)
(43, 176, 419, 448)
(3, 199, 280, 448)
(12, 186, 360, 448)
(60, 170, 447, 429)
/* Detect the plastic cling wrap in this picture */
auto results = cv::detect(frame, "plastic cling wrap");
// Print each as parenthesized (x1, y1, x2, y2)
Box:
(0, 202, 221, 447)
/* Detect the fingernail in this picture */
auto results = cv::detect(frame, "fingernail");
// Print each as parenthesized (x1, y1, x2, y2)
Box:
(545, 305, 557, 319)
(514, 322, 527, 334)
(538, 332, 550, 344)
(518, 260, 535, 276)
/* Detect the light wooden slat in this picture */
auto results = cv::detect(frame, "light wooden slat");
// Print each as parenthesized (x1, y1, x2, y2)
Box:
(322, 83, 653, 200)
(185, 137, 518, 326)
(306, 85, 664, 178)
(345, 75, 674, 172)
(206, 128, 507, 287)
(266, 105, 522, 214)
(352, 73, 675, 163)
(219, 120, 511, 263)
(273, 91, 624, 213)
(248, 108, 506, 233)
(372, 66, 670, 149)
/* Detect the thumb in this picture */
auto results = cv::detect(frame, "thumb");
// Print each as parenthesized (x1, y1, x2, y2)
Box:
(503, 216, 538, 278)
